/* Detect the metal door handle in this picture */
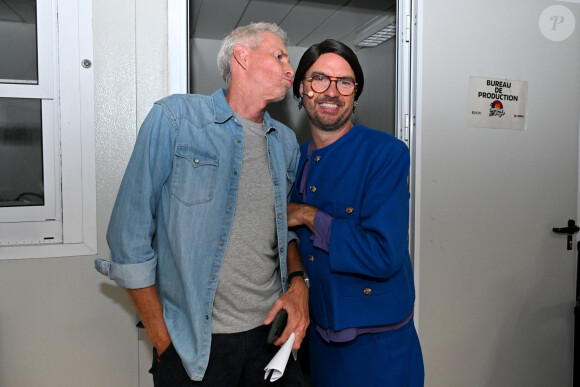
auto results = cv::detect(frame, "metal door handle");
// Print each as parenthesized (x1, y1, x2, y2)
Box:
(553, 219, 579, 250)
(553, 219, 580, 234)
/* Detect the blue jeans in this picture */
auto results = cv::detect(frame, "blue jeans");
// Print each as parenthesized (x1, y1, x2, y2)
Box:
(150, 325, 305, 386)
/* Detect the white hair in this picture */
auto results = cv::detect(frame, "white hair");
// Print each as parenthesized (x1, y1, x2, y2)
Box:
(217, 22, 288, 83)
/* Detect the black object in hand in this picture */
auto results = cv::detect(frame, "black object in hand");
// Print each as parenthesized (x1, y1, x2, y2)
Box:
(267, 309, 288, 344)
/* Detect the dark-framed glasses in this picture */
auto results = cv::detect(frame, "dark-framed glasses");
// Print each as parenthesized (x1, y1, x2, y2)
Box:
(305, 74, 357, 96)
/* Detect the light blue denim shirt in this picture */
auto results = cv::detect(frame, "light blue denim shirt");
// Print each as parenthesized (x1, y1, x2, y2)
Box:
(94, 89, 299, 381)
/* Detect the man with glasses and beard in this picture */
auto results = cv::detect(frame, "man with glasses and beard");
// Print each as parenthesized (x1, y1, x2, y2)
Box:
(287, 39, 424, 386)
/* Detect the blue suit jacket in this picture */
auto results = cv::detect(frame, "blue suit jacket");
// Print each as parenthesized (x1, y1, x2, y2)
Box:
(291, 124, 415, 330)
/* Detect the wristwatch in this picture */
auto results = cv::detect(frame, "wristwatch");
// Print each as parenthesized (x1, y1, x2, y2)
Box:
(287, 270, 310, 288)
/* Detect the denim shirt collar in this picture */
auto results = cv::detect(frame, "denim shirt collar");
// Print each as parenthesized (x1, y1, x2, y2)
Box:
(212, 88, 281, 142)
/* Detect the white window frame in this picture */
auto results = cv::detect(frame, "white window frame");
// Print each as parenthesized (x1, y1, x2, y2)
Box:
(168, 0, 189, 94)
(0, 0, 59, 226)
(0, 0, 96, 259)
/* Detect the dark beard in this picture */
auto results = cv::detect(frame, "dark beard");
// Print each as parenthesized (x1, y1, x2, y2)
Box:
(306, 98, 352, 132)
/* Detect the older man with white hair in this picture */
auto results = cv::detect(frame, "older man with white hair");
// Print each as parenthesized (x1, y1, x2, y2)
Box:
(95, 22, 308, 386)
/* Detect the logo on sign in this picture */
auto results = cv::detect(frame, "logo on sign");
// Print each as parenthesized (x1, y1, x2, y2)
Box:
(489, 100, 505, 117)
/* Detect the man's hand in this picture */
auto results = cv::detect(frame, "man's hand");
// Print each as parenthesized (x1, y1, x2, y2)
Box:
(287, 202, 317, 232)
(264, 278, 309, 350)
(128, 286, 172, 354)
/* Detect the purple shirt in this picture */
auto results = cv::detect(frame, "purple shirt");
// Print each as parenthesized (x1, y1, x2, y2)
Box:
(316, 309, 414, 343)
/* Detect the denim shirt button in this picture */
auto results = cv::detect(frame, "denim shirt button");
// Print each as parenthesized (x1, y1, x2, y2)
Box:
(280, 247, 284, 253)
(219, 242, 224, 246)
(278, 214, 283, 219)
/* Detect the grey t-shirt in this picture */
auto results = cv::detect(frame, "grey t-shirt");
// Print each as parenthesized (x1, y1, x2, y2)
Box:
(211, 114, 281, 333)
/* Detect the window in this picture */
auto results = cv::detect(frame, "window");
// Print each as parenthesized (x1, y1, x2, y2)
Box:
(0, 0, 96, 259)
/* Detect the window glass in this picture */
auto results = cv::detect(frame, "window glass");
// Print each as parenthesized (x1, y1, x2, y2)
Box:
(0, 97, 44, 207)
(0, 0, 38, 84)
(0, 0, 96, 257)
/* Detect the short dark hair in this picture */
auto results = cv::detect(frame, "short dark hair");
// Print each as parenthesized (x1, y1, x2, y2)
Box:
(292, 39, 364, 101)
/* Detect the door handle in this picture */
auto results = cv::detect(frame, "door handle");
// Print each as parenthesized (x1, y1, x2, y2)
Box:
(553, 219, 579, 250)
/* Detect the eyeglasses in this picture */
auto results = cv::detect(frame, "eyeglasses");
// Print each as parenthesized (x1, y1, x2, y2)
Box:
(305, 74, 357, 96)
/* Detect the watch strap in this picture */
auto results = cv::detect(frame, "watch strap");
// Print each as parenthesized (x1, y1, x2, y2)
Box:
(287, 271, 305, 286)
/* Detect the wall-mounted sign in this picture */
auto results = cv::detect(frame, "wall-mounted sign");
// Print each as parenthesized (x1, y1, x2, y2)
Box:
(467, 76, 528, 130)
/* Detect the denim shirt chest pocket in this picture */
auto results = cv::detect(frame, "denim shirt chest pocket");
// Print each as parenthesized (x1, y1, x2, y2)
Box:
(171, 145, 220, 206)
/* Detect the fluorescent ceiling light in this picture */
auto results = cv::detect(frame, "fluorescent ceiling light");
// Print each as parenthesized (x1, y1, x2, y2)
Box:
(354, 12, 396, 47)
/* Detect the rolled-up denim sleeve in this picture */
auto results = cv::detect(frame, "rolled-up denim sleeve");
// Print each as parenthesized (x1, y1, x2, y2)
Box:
(94, 257, 157, 289)
(95, 103, 175, 289)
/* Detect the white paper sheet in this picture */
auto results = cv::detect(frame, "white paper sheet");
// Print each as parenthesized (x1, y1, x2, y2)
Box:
(264, 332, 295, 382)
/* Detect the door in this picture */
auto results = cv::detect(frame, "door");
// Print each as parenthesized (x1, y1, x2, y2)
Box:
(414, 0, 579, 385)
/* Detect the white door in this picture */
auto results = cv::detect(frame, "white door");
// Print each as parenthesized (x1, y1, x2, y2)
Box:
(414, 0, 579, 385)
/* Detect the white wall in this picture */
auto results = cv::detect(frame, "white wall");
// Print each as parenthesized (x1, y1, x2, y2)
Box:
(415, 0, 579, 386)
(0, 1, 168, 386)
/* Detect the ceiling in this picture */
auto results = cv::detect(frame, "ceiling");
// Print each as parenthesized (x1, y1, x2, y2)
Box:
(0, 0, 36, 23)
(190, 0, 396, 48)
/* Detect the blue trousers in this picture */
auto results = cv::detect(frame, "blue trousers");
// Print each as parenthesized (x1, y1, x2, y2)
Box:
(308, 320, 424, 387)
